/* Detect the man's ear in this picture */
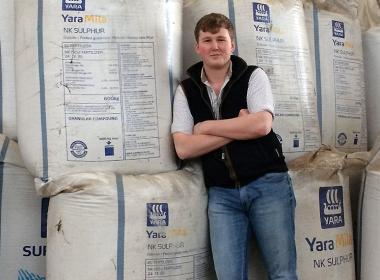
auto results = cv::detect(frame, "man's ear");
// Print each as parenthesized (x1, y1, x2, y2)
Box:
(231, 40, 236, 53)
(194, 41, 200, 54)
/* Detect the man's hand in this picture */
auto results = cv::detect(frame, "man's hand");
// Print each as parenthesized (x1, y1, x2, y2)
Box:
(193, 121, 204, 135)
(238, 109, 249, 117)
(194, 109, 250, 135)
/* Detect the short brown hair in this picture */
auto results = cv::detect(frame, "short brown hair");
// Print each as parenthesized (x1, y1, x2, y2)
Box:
(194, 13, 235, 42)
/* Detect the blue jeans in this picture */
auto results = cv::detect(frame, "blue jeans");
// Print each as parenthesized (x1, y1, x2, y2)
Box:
(208, 172, 297, 280)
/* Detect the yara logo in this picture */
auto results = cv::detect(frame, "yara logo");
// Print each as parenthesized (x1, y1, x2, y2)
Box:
(319, 186, 345, 229)
(147, 203, 169, 227)
(324, 189, 342, 215)
(252, 2, 271, 23)
(62, 0, 85, 11)
(18, 269, 45, 280)
(332, 20, 345, 38)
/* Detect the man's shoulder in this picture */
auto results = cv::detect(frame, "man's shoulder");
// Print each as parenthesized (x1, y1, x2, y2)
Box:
(233, 64, 258, 81)
(248, 67, 270, 82)
(247, 64, 259, 69)
(180, 77, 193, 89)
(180, 76, 192, 83)
(246, 65, 259, 78)
(178, 78, 197, 100)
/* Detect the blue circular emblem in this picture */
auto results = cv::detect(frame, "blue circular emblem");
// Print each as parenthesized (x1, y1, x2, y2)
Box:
(70, 140, 88, 158)
(337, 133, 347, 146)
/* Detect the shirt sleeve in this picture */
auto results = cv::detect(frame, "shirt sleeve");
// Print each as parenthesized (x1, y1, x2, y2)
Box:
(171, 85, 194, 134)
(247, 68, 274, 116)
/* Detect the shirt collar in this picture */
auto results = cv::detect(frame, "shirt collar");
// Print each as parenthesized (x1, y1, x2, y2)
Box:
(200, 62, 233, 84)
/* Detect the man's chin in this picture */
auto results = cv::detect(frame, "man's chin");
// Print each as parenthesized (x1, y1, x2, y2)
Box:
(207, 61, 229, 69)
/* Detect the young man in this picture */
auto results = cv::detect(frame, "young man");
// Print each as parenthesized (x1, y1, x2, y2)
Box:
(171, 13, 297, 279)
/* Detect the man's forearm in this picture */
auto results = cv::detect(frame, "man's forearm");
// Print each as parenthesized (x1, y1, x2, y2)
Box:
(194, 111, 272, 140)
(172, 132, 232, 160)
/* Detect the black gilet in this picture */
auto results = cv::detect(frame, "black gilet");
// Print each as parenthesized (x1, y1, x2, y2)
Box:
(181, 55, 287, 188)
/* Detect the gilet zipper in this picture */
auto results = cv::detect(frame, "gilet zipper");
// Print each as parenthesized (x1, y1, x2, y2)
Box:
(188, 66, 250, 188)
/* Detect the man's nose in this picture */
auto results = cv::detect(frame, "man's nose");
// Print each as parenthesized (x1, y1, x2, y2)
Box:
(211, 40, 219, 49)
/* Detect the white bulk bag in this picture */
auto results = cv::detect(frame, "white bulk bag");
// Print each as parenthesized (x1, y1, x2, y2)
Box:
(358, 0, 380, 31)
(305, 2, 367, 152)
(15, 0, 182, 181)
(43, 164, 214, 280)
(313, 0, 359, 19)
(0, 0, 17, 139)
(289, 148, 355, 279)
(363, 27, 380, 150)
(248, 147, 356, 279)
(0, 134, 46, 279)
(342, 151, 370, 262)
(358, 148, 380, 280)
(183, 0, 321, 162)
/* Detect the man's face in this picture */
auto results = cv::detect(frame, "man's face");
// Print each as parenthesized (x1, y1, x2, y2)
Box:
(195, 28, 235, 70)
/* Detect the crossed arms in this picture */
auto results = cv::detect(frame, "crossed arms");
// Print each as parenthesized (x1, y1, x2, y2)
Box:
(172, 110, 273, 160)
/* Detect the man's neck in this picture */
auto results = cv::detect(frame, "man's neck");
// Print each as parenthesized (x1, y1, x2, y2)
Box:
(203, 61, 230, 85)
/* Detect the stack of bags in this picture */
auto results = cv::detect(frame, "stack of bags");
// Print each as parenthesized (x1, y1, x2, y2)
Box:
(1, 1, 46, 279)
(3, 0, 215, 279)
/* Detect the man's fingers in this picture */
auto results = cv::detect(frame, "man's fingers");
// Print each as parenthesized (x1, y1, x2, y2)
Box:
(239, 109, 249, 116)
